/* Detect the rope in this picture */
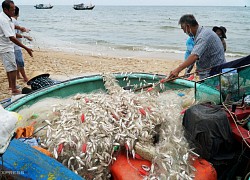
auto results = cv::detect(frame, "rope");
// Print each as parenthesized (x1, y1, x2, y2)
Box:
(222, 103, 250, 149)
(125, 148, 150, 177)
(244, 171, 250, 180)
(126, 149, 138, 171)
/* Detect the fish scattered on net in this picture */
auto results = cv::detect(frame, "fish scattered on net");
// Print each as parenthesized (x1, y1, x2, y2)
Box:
(17, 73, 196, 179)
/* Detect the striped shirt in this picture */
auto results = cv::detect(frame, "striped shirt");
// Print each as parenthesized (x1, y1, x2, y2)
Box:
(192, 26, 226, 79)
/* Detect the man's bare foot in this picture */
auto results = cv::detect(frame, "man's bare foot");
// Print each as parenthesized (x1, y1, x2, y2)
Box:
(24, 77, 29, 82)
(12, 89, 21, 95)
(9, 85, 21, 90)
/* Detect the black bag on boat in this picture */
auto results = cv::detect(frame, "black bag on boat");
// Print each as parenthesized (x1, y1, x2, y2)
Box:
(182, 103, 235, 161)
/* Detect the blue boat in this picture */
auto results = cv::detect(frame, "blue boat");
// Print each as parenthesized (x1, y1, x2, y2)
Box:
(2, 139, 82, 179)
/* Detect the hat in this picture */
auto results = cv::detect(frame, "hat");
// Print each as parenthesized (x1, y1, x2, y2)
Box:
(27, 71, 50, 85)
(212, 26, 227, 39)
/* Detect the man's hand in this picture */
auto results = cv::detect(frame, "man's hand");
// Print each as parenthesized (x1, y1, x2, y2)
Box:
(25, 48, 33, 57)
(15, 25, 31, 32)
(20, 27, 30, 33)
(9, 36, 34, 57)
(167, 67, 181, 80)
(167, 54, 198, 80)
(23, 35, 33, 41)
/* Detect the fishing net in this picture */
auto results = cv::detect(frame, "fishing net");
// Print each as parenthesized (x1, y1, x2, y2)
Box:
(195, 64, 250, 104)
(16, 74, 196, 179)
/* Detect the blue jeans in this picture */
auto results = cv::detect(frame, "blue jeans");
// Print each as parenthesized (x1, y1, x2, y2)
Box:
(15, 50, 24, 67)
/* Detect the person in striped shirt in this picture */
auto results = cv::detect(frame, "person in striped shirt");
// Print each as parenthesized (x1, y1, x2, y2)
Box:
(168, 14, 226, 80)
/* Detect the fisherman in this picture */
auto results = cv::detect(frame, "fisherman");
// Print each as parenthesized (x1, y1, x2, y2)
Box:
(0, 0, 33, 95)
(168, 14, 226, 80)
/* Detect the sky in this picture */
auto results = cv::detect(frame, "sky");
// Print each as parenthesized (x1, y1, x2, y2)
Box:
(14, 0, 249, 6)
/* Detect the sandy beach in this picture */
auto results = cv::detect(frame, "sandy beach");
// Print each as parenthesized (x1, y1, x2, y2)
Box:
(0, 49, 183, 101)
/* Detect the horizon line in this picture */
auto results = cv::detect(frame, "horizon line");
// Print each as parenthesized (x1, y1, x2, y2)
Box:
(18, 4, 248, 7)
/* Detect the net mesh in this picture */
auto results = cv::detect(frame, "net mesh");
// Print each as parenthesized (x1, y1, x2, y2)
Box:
(195, 64, 250, 104)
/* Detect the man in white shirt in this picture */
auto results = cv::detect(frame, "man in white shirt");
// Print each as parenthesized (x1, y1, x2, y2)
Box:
(0, 0, 33, 95)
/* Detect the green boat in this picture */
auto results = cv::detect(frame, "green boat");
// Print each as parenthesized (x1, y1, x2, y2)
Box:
(5, 73, 220, 112)
(2, 73, 220, 179)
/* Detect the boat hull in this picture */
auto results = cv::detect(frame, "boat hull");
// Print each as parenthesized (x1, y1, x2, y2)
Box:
(34, 4, 53, 9)
(2, 139, 82, 179)
(73, 5, 95, 10)
(34, 7, 53, 9)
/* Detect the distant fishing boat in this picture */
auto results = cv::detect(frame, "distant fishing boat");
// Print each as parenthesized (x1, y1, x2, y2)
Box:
(34, 4, 53, 9)
(73, 3, 95, 10)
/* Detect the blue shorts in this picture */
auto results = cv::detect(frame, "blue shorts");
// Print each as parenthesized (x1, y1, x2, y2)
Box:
(15, 50, 24, 67)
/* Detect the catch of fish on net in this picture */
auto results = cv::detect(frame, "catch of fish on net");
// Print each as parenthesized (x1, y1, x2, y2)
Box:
(17, 73, 196, 179)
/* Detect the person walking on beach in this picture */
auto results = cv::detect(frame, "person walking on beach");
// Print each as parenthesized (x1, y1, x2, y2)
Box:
(212, 26, 227, 52)
(12, 6, 32, 82)
(0, 0, 33, 95)
(184, 36, 195, 80)
(168, 14, 226, 80)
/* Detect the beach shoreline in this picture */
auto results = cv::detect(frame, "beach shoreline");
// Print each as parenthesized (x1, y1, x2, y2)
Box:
(0, 48, 183, 101)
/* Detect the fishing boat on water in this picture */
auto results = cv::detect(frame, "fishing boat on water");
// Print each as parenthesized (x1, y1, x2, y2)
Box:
(34, 4, 53, 9)
(73, 3, 95, 10)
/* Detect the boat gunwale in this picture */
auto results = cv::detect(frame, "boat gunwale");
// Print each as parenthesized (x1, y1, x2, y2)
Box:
(5, 72, 219, 111)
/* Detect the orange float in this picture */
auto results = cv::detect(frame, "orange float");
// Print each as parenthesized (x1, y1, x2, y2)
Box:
(110, 150, 217, 180)
(110, 151, 151, 180)
(193, 157, 217, 180)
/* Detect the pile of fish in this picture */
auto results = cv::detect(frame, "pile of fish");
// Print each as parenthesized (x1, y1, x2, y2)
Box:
(18, 74, 196, 179)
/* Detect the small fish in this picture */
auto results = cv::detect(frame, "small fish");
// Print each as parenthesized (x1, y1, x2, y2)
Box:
(53, 148, 58, 159)
(88, 166, 98, 171)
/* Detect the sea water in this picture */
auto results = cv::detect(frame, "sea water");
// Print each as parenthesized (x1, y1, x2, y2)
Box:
(17, 5, 250, 61)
